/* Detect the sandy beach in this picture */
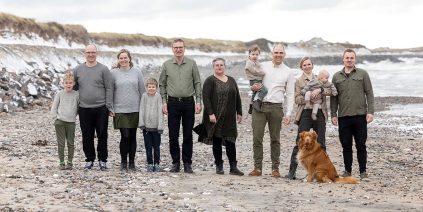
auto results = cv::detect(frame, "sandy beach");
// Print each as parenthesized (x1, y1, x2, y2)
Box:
(0, 96, 422, 211)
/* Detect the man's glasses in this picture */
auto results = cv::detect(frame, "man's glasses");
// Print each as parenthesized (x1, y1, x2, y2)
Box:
(85, 52, 97, 54)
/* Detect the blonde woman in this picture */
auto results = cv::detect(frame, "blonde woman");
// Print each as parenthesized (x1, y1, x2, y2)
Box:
(110, 49, 145, 171)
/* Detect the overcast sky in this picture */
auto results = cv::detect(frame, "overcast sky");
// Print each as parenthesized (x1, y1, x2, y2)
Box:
(1, 0, 422, 49)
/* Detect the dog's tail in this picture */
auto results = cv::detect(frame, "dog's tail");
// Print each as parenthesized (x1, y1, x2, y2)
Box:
(334, 176, 358, 184)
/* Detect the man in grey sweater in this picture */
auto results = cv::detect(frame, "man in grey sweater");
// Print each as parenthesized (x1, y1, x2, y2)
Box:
(73, 44, 113, 171)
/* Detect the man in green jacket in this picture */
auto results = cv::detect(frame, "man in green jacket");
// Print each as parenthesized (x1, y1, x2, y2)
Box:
(159, 39, 202, 173)
(330, 48, 374, 179)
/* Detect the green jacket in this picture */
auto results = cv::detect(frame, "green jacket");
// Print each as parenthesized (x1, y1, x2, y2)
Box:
(159, 57, 202, 103)
(330, 67, 374, 118)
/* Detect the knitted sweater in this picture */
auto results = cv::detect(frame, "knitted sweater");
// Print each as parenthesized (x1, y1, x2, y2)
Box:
(138, 92, 164, 133)
(110, 67, 145, 113)
(301, 79, 338, 96)
(50, 90, 79, 122)
(73, 62, 113, 109)
(244, 60, 265, 80)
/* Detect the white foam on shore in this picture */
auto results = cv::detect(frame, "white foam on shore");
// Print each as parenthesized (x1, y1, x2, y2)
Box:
(313, 58, 423, 97)
(377, 104, 423, 135)
(380, 104, 423, 118)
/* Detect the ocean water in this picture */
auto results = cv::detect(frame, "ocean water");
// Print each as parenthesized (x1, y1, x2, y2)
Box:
(237, 57, 423, 97)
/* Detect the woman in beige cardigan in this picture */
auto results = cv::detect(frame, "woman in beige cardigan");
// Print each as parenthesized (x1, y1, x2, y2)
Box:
(284, 57, 337, 180)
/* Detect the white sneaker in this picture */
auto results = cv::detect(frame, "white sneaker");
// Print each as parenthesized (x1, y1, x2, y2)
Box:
(99, 161, 108, 171)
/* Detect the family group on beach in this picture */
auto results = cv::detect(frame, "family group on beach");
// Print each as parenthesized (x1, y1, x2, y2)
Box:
(50, 38, 374, 181)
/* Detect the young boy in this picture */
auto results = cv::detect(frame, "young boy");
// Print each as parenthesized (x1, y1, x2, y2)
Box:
(50, 71, 79, 170)
(138, 78, 164, 172)
(245, 45, 267, 112)
(301, 69, 338, 120)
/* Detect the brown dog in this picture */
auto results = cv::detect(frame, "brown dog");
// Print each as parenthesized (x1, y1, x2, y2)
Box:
(298, 131, 357, 184)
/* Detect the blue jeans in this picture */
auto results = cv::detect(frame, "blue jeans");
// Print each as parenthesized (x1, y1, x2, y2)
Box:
(249, 79, 268, 101)
(143, 130, 161, 164)
(167, 99, 195, 164)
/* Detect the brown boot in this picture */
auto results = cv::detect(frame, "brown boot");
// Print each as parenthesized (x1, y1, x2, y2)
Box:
(271, 169, 281, 178)
(248, 168, 262, 176)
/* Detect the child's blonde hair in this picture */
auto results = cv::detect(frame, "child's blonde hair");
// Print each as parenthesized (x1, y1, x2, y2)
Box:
(146, 78, 158, 87)
(248, 45, 261, 54)
(63, 71, 74, 82)
(318, 69, 330, 78)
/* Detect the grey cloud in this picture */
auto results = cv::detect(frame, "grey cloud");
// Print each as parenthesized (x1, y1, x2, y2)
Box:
(1, 0, 257, 22)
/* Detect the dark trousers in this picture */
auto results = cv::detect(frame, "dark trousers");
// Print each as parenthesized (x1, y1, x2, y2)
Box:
(338, 115, 368, 173)
(167, 100, 195, 164)
(289, 109, 326, 169)
(79, 106, 109, 162)
(212, 136, 237, 165)
(119, 128, 137, 164)
(143, 130, 161, 164)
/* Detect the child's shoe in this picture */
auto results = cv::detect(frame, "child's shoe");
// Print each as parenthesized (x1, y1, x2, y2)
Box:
(66, 162, 73, 170)
(252, 100, 262, 112)
(248, 103, 253, 114)
(59, 162, 66, 170)
(146, 164, 154, 172)
(154, 163, 162, 172)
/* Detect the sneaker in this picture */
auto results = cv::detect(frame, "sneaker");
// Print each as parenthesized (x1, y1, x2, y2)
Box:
(248, 169, 262, 176)
(84, 161, 94, 170)
(99, 161, 108, 171)
(66, 162, 73, 170)
(59, 162, 66, 170)
(271, 169, 281, 178)
(146, 164, 154, 172)
(341, 171, 351, 177)
(154, 164, 162, 172)
(360, 172, 369, 179)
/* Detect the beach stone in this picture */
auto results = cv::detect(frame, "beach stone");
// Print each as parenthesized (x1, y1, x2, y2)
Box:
(27, 83, 38, 96)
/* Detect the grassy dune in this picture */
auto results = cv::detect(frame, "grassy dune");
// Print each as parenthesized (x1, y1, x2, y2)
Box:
(0, 12, 247, 53)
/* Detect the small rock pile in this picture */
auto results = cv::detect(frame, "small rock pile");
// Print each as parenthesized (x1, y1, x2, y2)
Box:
(0, 67, 64, 114)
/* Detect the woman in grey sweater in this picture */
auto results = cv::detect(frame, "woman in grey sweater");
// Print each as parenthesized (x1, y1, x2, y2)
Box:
(110, 49, 145, 171)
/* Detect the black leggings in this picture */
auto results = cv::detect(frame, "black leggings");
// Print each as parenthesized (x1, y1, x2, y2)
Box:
(213, 136, 237, 165)
(119, 128, 137, 163)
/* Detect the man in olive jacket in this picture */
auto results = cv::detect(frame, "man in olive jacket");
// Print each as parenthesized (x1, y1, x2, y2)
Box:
(330, 48, 374, 179)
